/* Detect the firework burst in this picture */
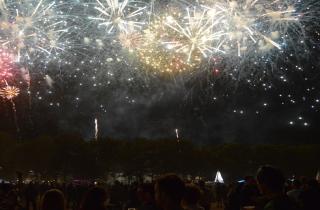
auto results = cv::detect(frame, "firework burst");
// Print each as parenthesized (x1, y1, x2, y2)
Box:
(0, 83, 21, 134)
(136, 16, 197, 73)
(202, 0, 308, 58)
(162, 7, 226, 63)
(0, 85, 20, 100)
(89, 0, 148, 35)
(0, 0, 74, 63)
(212, 0, 276, 57)
(119, 31, 144, 51)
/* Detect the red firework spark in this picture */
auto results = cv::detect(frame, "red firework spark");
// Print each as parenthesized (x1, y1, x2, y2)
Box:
(0, 48, 16, 81)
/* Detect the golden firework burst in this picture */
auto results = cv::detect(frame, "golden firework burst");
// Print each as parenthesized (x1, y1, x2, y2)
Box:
(0, 86, 20, 100)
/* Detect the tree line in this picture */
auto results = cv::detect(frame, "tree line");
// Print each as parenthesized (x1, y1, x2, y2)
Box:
(0, 132, 319, 181)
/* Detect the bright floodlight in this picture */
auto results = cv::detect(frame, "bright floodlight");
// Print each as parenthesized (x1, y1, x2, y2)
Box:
(214, 170, 224, 183)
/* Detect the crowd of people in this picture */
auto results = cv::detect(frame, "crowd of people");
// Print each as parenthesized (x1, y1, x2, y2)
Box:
(0, 165, 320, 210)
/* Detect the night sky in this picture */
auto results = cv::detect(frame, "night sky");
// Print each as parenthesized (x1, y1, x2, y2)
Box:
(0, 0, 320, 144)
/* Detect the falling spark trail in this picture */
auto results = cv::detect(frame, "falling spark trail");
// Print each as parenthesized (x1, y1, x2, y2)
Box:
(175, 128, 179, 142)
(95, 118, 99, 140)
(22, 67, 34, 127)
(0, 0, 6, 11)
(10, 98, 20, 135)
(262, 35, 282, 50)
(21, 67, 32, 108)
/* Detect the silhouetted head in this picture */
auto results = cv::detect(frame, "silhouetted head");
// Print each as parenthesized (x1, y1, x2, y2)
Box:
(81, 187, 108, 210)
(41, 189, 65, 210)
(306, 179, 320, 189)
(256, 165, 285, 194)
(292, 179, 301, 189)
(155, 174, 185, 210)
(244, 176, 257, 185)
(198, 180, 205, 188)
(182, 184, 202, 207)
(137, 183, 155, 204)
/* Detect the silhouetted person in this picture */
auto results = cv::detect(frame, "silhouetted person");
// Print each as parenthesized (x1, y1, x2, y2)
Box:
(125, 182, 139, 210)
(256, 165, 298, 210)
(197, 180, 212, 210)
(299, 179, 320, 210)
(287, 179, 302, 206)
(40, 189, 66, 210)
(155, 174, 185, 210)
(214, 182, 227, 208)
(181, 184, 204, 210)
(225, 182, 242, 210)
(80, 187, 109, 210)
(137, 183, 158, 210)
(110, 181, 126, 207)
(25, 182, 37, 210)
(66, 183, 75, 209)
(240, 176, 260, 208)
(1, 185, 22, 210)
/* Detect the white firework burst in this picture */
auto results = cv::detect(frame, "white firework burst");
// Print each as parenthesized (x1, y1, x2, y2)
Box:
(205, 0, 304, 57)
(89, 0, 147, 35)
(0, 0, 74, 63)
(162, 7, 226, 63)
